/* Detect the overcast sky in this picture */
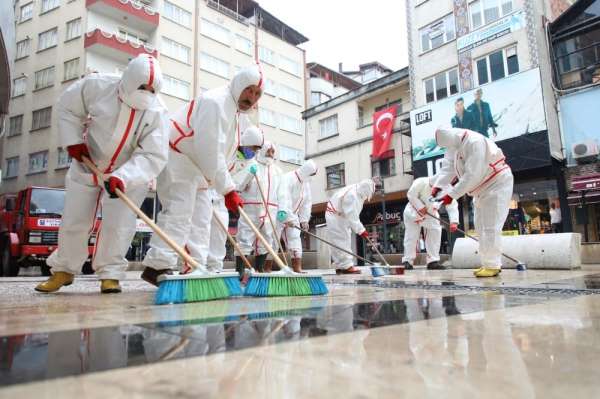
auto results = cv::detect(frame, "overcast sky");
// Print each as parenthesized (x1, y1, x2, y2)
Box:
(257, 0, 408, 72)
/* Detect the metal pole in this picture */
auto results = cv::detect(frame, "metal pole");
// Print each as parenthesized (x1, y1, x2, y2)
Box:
(381, 189, 388, 253)
(583, 190, 589, 242)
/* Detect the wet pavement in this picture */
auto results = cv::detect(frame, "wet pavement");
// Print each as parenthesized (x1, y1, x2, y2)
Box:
(1, 267, 600, 398)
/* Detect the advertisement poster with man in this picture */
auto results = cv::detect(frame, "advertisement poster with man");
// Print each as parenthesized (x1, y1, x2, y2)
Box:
(410, 67, 548, 162)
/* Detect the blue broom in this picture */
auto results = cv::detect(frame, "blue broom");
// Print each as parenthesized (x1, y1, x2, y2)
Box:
(80, 157, 242, 305)
(238, 207, 328, 297)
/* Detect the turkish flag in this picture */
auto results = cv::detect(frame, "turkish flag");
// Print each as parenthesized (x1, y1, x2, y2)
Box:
(371, 105, 398, 159)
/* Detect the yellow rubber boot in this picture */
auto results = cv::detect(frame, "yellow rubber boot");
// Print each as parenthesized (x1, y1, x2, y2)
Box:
(35, 272, 74, 293)
(101, 280, 122, 294)
(474, 268, 502, 277)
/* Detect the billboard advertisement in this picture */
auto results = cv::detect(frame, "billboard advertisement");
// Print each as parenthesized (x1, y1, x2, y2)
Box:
(410, 67, 547, 162)
(559, 85, 600, 166)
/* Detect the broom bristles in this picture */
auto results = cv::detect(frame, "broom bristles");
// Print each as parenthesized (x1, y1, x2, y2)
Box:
(155, 274, 242, 305)
(244, 273, 328, 297)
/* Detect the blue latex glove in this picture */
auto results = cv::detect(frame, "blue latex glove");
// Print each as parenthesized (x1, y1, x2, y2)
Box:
(277, 210, 287, 223)
(249, 164, 258, 175)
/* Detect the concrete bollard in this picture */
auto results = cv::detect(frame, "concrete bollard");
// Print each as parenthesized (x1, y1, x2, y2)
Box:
(451, 233, 582, 269)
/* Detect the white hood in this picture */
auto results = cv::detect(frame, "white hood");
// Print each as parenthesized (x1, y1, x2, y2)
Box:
(229, 64, 263, 113)
(297, 160, 318, 181)
(118, 54, 163, 110)
(240, 125, 264, 147)
(357, 179, 375, 201)
(257, 140, 275, 165)
(435, 126, 462, 149)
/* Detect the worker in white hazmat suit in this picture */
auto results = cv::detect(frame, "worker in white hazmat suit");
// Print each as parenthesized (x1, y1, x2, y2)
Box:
(36, 54, 169, 294)
(432, 127, 513, 277)
(276, 160, 318, 273)
(182, 125, 264, 274)
(325, 179, 375, 274)
(235, 141, 282, 273)
(402, 176, 459, 270)
(141, 65, 263, 285)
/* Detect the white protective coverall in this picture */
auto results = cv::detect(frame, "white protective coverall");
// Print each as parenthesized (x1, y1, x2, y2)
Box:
(277, 160, 317, 259)
(186, 124, 264, 272)
(47, 55, 169, 280)
(325, 179, 375, 270)
(236, 141, 282, 256)
(143, 65, 263, 272)
(402, 176, 459, 265)
(434, 127, 514, 269)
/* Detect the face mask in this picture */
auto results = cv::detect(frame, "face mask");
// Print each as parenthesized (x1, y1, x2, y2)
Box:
(122, 90, 155, 110)
(241, 147, 256, 159)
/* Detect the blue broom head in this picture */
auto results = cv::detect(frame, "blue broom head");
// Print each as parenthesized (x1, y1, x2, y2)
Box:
(155, 272, 243, 305)
(243, 271, 328, 297)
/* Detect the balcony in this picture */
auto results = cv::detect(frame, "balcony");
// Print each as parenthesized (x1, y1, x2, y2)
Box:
(86, 0, 159, 32)
(84, 29, 157, 63)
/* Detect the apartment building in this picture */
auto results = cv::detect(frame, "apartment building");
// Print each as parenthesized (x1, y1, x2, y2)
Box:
(1, 0, 308, 193)
(307, 62, 361, 108)
(302, 68, 413, 260)
(406, 0, 572, 235)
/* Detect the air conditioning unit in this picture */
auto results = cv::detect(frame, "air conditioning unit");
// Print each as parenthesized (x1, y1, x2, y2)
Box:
(572, 140, 599, 163)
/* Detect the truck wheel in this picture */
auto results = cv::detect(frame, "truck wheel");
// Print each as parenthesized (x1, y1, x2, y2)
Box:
(40, 265, 52, 276)
(1, 244, 19, 277)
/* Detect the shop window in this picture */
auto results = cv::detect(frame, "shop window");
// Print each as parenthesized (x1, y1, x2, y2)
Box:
(326, 163, 345, 189)
(371, 150, 396, 178)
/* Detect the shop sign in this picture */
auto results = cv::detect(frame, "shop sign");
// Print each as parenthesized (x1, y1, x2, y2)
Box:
(457, 11, 526, 53)
(372, 210, 403, 224)
(410, 67, 547, 161)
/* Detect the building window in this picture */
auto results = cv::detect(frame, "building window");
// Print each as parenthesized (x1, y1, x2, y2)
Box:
(319, 114, 338, 139)
(57, 147, 72, 169)
(326, 163, 345, 189)
(12, 77, 27, 97)
(41, 0, 60, 14)
(34, 66, 55, 90)
(279, 84, 302, 105)
(279, 55, 301, 76)
(64, 58, 79, 81)
(20, 2, 33, 22)
(200, 52, 229, 79)
(118, 29, 147, 45)
(32, 107, 52, 130)
(264, 79, 277, 96)
(259, 46, 276, 65)
(162, 75, 190, 100)
(5, 157, 19, 179)
(65, 18, 81, 41)
(163, 1, 191, 27)
(475, 46, 519, 86)
(28, 151, 49, 174)
(420, 13, 456, 52)
(554, 26, 600, 89)
(8, 115, 23, 137)
(200, 18, 230, 45)
(280, 114, 302, 135)
(470, 0, 513, 30)
(16, 39, 30, 59)
(372, 150, 396, 178)
(279, 145, 304, 165)
(311, 91, 331, 106)
(235, 34, 253, 55)
(162, 37, 191, 64)
(259, 108, 278, 127)
(424, 69, 459, 103)
(38, 28, 58, 51)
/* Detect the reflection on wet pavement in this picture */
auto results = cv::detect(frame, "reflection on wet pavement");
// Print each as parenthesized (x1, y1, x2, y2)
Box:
(0, 293, 553, 386)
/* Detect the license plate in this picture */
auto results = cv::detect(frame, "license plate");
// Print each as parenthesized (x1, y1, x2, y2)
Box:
(38, 219, 61, 227)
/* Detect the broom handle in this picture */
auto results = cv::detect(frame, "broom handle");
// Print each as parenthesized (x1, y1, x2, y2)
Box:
(292, 225, 375, 265)
(81, 156, 201, 269)
(425, 208, 521, 264)
(238, 207, 288, 270)
(212, 211, 253, 270)
(363, 235, 391, 267)
(253, 173, 289, 266)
